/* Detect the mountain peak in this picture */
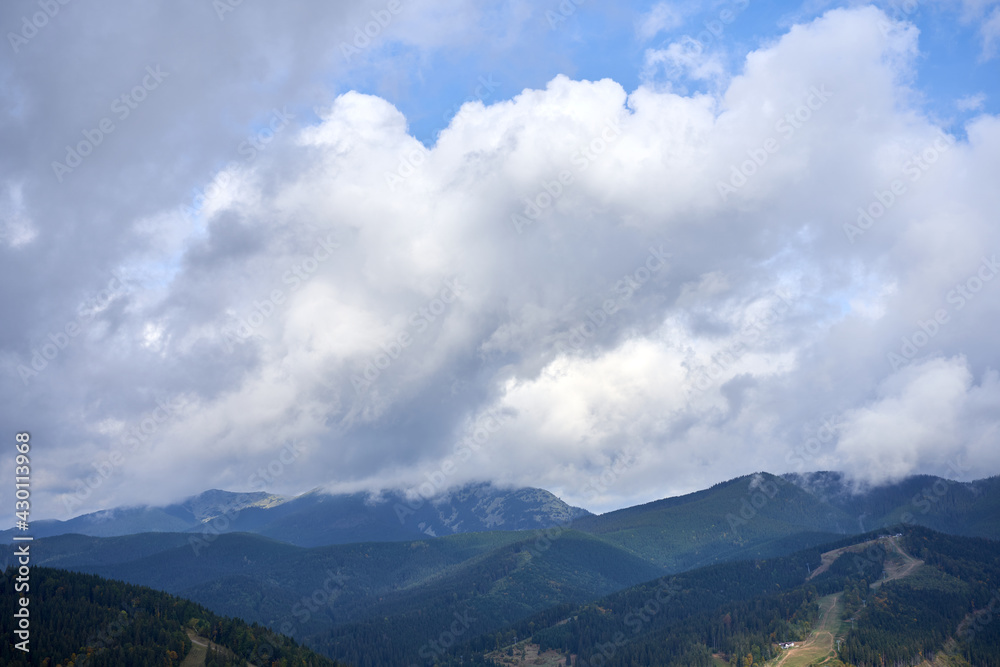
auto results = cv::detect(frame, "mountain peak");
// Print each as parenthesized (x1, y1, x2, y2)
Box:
(176, 489, 287, 523)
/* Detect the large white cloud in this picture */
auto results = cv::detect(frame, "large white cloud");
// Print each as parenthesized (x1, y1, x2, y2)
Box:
(4, 5, 1000, 517)
(829, 356, 1000, 486)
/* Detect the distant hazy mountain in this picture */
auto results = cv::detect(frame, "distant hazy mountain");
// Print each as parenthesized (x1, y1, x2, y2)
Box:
(4, 483, 591, 546)
(570, 471, 1000, 570)
(223, 483, 593, 547)
(782, 470, 1000, 537)
(6, 528, 664, 661)
(569, 472, 855, 570)
(2, 490, 283, 540)
(9, 473, 998, 552)
(6, 472, 1000, 664)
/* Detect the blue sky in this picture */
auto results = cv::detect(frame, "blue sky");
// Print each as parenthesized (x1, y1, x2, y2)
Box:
(336, 1, 998, 144)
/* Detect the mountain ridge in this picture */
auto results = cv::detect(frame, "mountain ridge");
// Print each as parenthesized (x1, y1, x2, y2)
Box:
(4, 472, 998, 664)
(4, 482, 592, 547)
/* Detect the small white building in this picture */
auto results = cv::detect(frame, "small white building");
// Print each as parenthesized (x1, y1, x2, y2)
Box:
(779, 642, 796, 649)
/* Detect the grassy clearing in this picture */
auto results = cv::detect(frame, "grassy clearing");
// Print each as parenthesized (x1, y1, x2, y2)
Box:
(181, 630, 208, 667)
(486, 641, 569, 666)
(182, 628, 258, 667)
(871, 536, 923, 588)
(770, 536, 926, 667)
(768, 592, 843, 667)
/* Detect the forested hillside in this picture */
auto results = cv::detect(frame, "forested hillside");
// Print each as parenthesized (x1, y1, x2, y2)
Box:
(5, 476, 1000, 666)
(785, 472, 1000, 538)
(839, 530, 1000, 666)
(427, 527, 1000, 667)
(0, 567, 340, 666)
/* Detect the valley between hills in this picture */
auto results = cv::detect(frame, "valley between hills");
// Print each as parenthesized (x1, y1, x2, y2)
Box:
(3, 471, 999, 666)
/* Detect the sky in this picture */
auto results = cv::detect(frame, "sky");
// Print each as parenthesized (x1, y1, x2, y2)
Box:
(2, 0, 1000, 520)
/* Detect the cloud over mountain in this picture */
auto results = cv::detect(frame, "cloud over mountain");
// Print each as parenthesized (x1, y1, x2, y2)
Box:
(2, 4, 998, 518)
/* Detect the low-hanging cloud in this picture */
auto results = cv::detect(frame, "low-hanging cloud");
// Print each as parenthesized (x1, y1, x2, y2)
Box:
(3, 5, 999, 518)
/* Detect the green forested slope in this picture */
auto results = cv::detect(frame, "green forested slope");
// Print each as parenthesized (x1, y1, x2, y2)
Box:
(0, 566, 341, 666)
(435, 527, 1000, 667)
(7, 473, 1000, 666)
(572, 473, 854, 568)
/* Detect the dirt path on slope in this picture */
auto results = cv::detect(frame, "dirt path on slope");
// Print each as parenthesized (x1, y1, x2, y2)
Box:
(807, 535, 922, 583)
(773, 536, 923, 667)
(769, 593, 843, 667)
(871, 536, 923, 588)
(182, 629, 258, 667)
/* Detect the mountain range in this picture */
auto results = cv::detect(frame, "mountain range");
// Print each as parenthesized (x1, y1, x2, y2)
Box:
(13, 472, 999, 549)
(4, 470, 999, 664)
(7, 482, 590, 547)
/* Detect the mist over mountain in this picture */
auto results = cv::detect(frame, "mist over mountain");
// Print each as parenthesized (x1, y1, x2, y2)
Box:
(7, 3, 1000, 522)
(6, 471, 998, 665)
(4, 0, 1000, 664)
(782, 471, 1000, 537)
(3, 483, 591, 547)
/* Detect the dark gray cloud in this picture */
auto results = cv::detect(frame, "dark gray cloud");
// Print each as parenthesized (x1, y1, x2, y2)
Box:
(2, 4, 999, 519)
